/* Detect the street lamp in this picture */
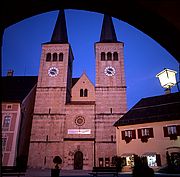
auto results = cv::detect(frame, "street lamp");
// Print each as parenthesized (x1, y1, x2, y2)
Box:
(156, 68, 177, 94)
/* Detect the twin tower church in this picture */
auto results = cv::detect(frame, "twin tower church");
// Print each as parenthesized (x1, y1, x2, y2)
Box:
(28, 10, 127, 170)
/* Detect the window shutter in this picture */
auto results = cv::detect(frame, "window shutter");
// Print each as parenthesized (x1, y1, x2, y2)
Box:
(163, 127, 168, 137)
(156, 154, 161, 166)
(132, 130, 136, 139)
(177, 125, 180, 136)
(121, 131, 125, 140)
(137, 129, 142, 139)
(149, 128, 154, 138)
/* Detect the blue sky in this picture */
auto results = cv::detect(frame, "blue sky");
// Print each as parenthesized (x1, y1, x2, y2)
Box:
(2, 10, 179, 110)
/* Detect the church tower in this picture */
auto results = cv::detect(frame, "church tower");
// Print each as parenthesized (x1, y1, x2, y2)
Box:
(28, 10, 74, 168)
(95, 14, 127, 165)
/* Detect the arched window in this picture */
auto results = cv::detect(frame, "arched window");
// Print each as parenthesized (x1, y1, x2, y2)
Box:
(101, 52, 106, 61)
(84, 89, 88, 97)
(46, 53, 51, 61)
(59, 53, 63, 61)
(107, 52, 112, 60)
(53, 53, 57, 61)
(113, 52, 118, 61)
(80, 89, 84, 97)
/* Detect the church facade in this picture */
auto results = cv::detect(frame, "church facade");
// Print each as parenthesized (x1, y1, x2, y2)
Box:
(28, 10, 127, 170)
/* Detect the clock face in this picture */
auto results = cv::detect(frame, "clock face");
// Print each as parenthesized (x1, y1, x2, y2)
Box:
(104, 66, 116, 76)
(48, 67, 59, 77)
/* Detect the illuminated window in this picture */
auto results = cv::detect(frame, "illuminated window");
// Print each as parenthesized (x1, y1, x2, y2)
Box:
(105, 158, 110, 167)
(99, 158, 104, 167)
(46, 53, 51, 61)
(167, 126, 177, 135)
(3, 116, 11, 128)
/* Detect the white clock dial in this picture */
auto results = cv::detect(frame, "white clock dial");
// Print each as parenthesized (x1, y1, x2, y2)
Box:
(48, 67, 59, 77)
(104, 66, 116, 76)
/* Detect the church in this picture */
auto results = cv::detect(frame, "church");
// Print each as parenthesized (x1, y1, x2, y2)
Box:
(28, 10, 127, 170)
(2, 10, 127, 170)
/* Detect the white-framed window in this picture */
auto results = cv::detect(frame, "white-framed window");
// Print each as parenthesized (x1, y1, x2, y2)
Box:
(141, 128, 150, 136)
(167, 126, 177, 135)
(125, 130, 133, 138)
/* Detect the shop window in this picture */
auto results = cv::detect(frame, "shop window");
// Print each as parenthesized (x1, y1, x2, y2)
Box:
(99, 158, 104, 167)
(101, 52, 106, 61)
(113, 52, 118, 61)
(107, 52, 112, 60)
(59, 53, 63, 61)
(146, 154, 161, 167)
(46, 53, 51, 61)
(53, 53, 57, 61)
(126, 155, 135, 167)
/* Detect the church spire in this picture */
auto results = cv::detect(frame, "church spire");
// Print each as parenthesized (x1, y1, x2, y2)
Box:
(100, 14, 117, 42)
(50, 10, 68, 43)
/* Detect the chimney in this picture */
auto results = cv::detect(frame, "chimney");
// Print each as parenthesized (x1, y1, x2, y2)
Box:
(7, 69, 14, 76)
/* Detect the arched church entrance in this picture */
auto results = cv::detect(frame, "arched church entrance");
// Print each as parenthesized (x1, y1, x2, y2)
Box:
(74, 151, 83, 170)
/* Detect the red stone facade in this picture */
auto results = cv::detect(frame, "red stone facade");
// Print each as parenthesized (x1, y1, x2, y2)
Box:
(28, 38, 127, 170)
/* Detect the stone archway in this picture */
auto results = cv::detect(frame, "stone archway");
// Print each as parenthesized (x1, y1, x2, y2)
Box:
(74, 151, 83, 170)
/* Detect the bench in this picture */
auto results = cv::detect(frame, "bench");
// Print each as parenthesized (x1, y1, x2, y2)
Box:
(89, 167, 118, 177)
(2, 166, 25, 177)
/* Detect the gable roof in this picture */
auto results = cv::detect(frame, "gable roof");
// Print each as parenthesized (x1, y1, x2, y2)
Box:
(114, 92, 180, 126)
(72, 73, 94, 88)
(2, 76, 38, 103)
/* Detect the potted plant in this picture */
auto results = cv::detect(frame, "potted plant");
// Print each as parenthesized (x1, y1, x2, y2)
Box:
(51, 156, 62, 177)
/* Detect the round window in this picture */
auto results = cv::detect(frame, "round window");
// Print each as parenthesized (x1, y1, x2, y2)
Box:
(75, 116, 85, 126)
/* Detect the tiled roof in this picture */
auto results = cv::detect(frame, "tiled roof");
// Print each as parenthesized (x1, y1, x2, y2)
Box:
(114, 92, 180, 126)
(2, 76, 38, 102)
(72, 78, 79, 87)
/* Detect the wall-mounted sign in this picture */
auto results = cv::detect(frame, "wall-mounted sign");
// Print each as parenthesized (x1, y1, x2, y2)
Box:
(68, 129, 91, 134)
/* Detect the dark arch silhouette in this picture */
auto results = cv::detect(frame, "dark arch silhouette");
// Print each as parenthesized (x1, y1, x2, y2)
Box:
(1, 0, 180, 63)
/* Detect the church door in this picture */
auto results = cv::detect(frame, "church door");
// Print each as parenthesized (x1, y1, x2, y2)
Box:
(74, 151, 83, 170)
